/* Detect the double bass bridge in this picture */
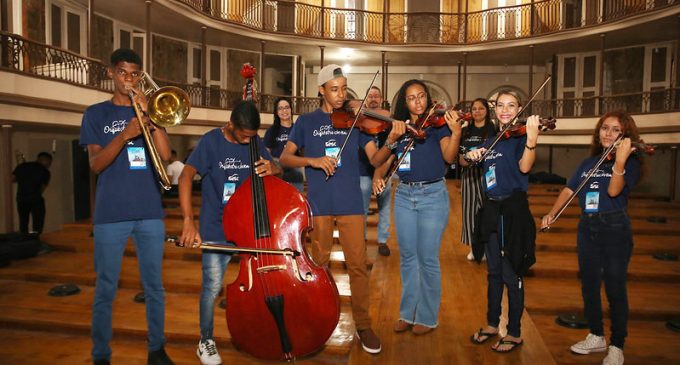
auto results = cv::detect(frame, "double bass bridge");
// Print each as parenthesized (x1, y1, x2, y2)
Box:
(241, 255, 312, 292)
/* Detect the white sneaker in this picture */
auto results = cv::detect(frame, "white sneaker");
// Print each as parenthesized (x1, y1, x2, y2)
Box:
(197, 339, 222, 365)
(602, 346, 624, 365)
(570, 333, 607, 354)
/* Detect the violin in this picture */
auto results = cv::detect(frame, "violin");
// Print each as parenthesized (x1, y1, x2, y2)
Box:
(605, 140, 655, 160)
(498, 117, 557, 139)
(331, 105, 426, 138)
(414, 104, 474, 129)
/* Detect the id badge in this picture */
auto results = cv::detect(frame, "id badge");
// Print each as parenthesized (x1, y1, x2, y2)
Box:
(325, 147, 341, 167)
(485, 165, 497, 190)
(584, 191, 599, 213)
(223, 182, 236, 203)
(398, 151, 411, 172)
(127, 147, 147, 170)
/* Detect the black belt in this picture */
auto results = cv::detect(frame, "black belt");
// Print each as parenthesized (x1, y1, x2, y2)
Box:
(400, 178, 444, 187)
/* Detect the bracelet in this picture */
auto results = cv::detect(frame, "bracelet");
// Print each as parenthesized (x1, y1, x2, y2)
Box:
(525, 144, 536, 151)
(612, 167, 626, 176)
(385, 141, 398, 150)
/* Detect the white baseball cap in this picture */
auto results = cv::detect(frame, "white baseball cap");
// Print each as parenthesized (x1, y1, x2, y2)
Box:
(317, 64, 346, 86)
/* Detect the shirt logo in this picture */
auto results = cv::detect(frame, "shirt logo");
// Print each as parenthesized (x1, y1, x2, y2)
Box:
(276, 134, 288, 142)
(227, 173, 239, 181)
(589, 181, 599, 189)
(484, 150, 503, 160)
(219, 158, 249, 170)
(582, 169, 611, 178)
(325, 139, 337, 147)
(104, 120, 127, 135)
(313, 125, 347, 138)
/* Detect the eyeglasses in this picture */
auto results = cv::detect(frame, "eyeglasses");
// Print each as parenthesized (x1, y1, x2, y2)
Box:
(600, 126, 622, 135)
(406, 93, 427, 104)
(277, 105, 291, 111)
(115, 68, 141, 79)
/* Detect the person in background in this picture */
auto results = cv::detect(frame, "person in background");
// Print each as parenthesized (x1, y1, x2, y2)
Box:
(457, 98, 496, 260)
(12, 152, 52, 234)
(80, 48, 174, 365)
(264, 97, 304, 192)
(541, 111, 643, 365)
(358, 86, 394, 257)
(166, 150, 184, 196)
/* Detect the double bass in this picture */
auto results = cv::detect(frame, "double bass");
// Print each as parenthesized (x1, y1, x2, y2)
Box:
(221, 64, 340, 361)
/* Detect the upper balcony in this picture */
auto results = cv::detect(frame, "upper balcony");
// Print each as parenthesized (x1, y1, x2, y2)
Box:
(161, 0, 679, 47)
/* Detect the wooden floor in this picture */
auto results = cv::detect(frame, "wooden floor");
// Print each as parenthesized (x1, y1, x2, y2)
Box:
(1, 181, 679, 365)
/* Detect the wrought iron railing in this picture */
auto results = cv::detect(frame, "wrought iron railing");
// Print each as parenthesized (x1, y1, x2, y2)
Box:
(174, 0, 677, 45)
(1, 32, 678, 118)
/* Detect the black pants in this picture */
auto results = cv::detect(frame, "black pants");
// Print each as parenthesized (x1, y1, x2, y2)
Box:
(486, 215, 524, 338)
(17, 197, 45, 234)
(577, 210, 632, 349)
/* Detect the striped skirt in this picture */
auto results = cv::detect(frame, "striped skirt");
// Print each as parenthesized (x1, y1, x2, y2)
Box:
(460, 165, 486, 245)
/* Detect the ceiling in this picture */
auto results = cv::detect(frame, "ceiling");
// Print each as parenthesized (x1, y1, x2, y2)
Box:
(84, 0, 678, 68)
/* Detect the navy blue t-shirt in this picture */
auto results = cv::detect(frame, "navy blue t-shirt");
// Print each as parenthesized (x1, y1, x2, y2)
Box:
(395, 125, 451, 183)
(187, 128, 273, 242)
(481, 135, 528, 198)
(288, 108, 372, 216)
(358, 146, 374, 177)
(567, 155, 641, 214)
(264, 125, 292, 158)
(80, 100, 164, 224)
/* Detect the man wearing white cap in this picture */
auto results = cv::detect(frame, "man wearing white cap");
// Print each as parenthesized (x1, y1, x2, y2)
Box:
(280, 64, 405, 354)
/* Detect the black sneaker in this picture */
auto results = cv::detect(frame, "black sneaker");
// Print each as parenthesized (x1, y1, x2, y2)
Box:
(378, 244, 391, 257)
(148, 346, 174, 365)
(93, 359, 110, 365)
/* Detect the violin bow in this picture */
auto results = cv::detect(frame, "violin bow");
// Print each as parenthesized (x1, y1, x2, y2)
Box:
(476, 75, 552, 163)
(326, 70, 381, 181)
(540, 133, 624, 232)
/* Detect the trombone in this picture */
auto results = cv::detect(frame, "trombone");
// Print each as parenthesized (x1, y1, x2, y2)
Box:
(128, 72, 191, 190)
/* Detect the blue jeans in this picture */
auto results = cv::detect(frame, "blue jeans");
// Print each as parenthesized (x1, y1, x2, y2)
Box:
(92, 219, 166, 360)
(577, 210, 632, 349)
(376, 181, 392, 244)
(394, 180, 449, 327)
(359, 175, 373, 241)
(485, 216, 524, 338)
(200, 245, 233, 340)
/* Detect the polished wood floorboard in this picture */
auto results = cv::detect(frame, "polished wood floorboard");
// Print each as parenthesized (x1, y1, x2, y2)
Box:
(1, 181, 679, 364)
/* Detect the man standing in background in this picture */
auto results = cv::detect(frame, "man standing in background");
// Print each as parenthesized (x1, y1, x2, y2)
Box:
(12, 152, 52, 234)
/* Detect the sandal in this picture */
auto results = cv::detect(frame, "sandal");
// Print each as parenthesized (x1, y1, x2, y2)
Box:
(491, 338, 523, 353)
(470, 328, 499, 344)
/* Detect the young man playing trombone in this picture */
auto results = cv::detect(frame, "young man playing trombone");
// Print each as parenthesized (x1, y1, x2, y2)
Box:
(80, 48, 174, 365)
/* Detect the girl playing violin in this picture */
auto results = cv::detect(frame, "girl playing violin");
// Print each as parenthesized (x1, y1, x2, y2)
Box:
(390, 79, 462, 335)
(540, 111, 643, 365)
(457, 98, 497, 260)
(264, 97, 305, 192)
(466, 90, 541, 353)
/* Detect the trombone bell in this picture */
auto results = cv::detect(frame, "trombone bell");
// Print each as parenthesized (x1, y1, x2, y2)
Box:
(147, 86, 191, 128)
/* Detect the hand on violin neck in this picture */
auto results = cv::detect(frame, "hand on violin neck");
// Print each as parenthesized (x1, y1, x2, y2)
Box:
(444, 111, 463, 136)
(614, 138, 634, 165)
(525, 115, 541, 143)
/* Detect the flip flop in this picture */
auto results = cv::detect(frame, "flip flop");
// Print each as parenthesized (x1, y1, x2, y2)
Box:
(492, 338, 524, 353)
(470, 328, 499, 344)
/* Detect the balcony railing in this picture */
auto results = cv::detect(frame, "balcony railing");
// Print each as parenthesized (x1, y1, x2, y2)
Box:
(1, 32, 678, 120)
(175, 0, 677, 45)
